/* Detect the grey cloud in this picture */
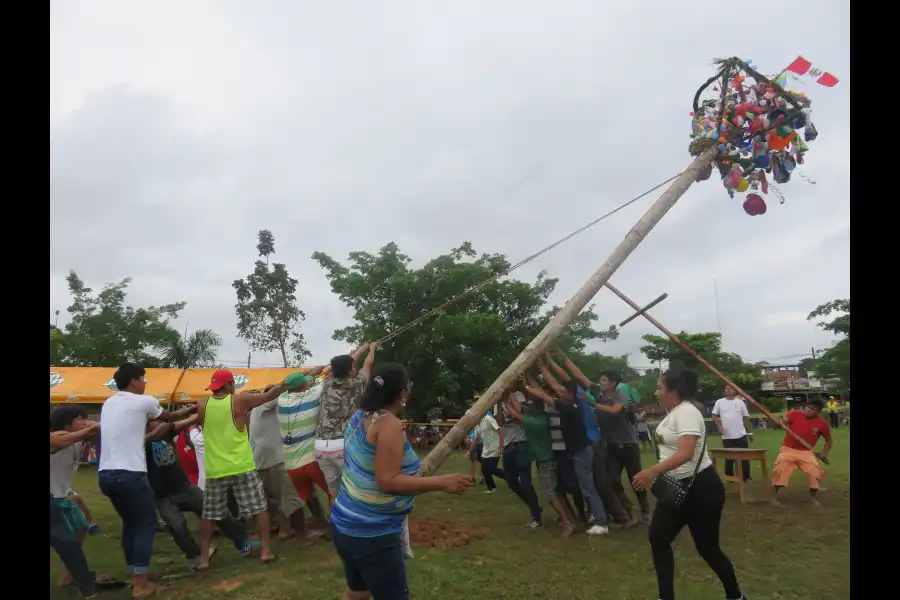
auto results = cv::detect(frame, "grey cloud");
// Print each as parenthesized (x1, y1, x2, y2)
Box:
(51, 1, 849, 368)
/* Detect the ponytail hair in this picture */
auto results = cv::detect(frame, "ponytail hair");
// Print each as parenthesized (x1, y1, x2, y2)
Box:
(359, 363, 410, 411)
(660, 368, 699, 400)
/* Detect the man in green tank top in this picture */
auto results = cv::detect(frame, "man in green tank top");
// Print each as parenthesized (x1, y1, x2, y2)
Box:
(196, 369, 311, 568)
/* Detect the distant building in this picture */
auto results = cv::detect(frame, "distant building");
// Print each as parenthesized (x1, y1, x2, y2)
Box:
(759, 363, 839, 392)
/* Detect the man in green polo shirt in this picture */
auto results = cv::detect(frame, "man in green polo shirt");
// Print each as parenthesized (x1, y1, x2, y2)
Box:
(505, 392, 577, 537)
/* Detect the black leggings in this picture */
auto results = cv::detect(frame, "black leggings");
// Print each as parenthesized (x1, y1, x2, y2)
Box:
(648, 467, 742, 600)
(479, 456, 506, 491)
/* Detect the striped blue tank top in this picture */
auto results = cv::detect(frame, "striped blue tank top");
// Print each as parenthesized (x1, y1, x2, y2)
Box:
(330, 410, 421, 537)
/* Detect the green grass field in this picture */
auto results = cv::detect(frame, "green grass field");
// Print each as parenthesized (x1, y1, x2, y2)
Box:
(51, 428, 850, 599)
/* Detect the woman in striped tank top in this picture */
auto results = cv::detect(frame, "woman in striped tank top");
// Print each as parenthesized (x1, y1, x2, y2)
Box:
(330, 363, 472, 600)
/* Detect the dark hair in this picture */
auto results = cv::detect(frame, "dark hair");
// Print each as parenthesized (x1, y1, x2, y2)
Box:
(563, 379, 580, 398)
(114, 362, 146, 391)
(50, 405, 88, 431)
(359, 363, 409, 411)
(660, 369, 698, 400)
(600, 370, 622, 386)
(330, 355, 354, 378)
(807, 398, 824, 410)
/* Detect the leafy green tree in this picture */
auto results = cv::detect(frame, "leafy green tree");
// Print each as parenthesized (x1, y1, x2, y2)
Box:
(640, 332, 762, 403)
(807, 299, 850, 392)
(312, 241, 616, 419)
(157, 329, 222, 369)
(233, 230, 311, 367)
(567, 351, 639, 382)
(54, 272, 188, 367)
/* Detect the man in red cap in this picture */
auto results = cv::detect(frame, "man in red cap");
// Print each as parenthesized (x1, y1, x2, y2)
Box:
(195, 369, 308, 568)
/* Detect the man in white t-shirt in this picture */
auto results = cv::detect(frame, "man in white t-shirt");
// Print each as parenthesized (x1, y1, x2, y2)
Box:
(711, 385, 753, 482)
(97, 362, 197, 598)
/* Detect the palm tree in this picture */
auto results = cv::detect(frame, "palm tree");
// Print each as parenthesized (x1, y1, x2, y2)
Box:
(157, 329, 222, 369)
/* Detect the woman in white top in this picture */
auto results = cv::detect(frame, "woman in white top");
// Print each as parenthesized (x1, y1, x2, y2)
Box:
(631, 369, 746, 600)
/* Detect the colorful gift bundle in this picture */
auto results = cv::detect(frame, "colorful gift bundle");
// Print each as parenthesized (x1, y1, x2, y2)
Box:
(688, 57, 832, 216)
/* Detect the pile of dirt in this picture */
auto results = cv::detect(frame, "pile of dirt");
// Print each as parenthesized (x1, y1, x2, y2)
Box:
(407, 516, 485, 549)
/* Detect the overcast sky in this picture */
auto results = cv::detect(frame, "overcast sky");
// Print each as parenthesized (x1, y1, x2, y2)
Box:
(50, 1, 849, 370)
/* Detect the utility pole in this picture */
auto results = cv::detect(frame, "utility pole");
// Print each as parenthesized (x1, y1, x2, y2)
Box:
(713, 278, 722, 334)
(247, 352, 251, 369)
(419, 146, 718, 476)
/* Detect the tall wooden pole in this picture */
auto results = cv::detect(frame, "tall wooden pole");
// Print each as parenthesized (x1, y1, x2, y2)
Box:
(419, 145, 719, 476)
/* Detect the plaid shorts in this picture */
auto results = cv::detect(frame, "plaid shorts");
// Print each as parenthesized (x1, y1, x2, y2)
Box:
(202, 470, 267, 520)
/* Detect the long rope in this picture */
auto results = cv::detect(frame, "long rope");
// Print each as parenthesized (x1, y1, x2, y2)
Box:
(375, 171, 684, 345)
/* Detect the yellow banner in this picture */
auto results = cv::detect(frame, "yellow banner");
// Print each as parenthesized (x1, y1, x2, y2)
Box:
(49, 367, 183, 404)
(50, 366, 328, 404)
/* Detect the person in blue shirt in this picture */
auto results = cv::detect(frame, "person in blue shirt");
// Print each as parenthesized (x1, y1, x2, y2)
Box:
(330, 363, 472, 600)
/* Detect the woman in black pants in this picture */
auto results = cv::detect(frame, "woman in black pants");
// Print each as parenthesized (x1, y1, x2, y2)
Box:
(631, 369, 746, 600)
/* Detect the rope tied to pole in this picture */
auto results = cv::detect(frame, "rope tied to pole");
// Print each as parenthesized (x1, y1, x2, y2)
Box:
(375, 171, 683, 346)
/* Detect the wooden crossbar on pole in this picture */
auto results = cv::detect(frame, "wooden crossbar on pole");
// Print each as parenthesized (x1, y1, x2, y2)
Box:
(417, 145, 719, 476)
(618, 293, 668, 327)
(602, 281, 829, 465)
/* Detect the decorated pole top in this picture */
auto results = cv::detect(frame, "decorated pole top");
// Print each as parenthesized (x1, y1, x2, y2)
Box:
(689, 56, 828, 216)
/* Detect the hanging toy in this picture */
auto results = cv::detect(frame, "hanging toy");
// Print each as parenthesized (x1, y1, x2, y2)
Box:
(758, 169, 769, 195)
(767, 129, 794, 151)
(743, 193, 767, 216)
(772, 155, 792, 184)
(734, 178, 749, 192)
(804, 121, 819, 142)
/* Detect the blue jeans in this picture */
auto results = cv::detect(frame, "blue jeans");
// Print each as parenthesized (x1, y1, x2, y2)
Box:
(571, 445, 607, 526)
(49, 494, 96, 597)
(502, 441, 542, 522)
(331, 523, 409, 600)
(98, 470, 157, 575)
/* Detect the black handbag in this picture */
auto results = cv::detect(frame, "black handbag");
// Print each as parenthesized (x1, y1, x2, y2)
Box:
(650, 426, 708, 509)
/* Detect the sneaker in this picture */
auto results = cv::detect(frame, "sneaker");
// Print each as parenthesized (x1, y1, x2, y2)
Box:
(524, 520, 542, 530)
(585, 524, 609, 536)
(484, 489, 496, 494)
(641, 512, 652, 525)
(87, 523, 104, 535)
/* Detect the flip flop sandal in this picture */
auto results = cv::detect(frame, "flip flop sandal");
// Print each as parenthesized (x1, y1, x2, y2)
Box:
(260, 554, 279, 565)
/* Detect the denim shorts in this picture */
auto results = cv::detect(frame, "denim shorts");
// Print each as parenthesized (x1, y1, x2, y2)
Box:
(331, 523, 409, 600)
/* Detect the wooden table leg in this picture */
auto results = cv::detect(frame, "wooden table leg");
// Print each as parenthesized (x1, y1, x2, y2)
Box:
(736, 460, 746, 503)
(760, 456, 772, 502)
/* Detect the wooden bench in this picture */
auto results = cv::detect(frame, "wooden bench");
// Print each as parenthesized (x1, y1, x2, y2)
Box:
(708, 447, 773, 504)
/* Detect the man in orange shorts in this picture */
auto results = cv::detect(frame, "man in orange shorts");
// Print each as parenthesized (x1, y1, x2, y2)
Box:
(771, 398, 833, 507)
(277, 369, 331, 536)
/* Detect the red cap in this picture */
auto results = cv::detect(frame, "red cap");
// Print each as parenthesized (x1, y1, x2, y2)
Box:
(207, 369, 235, 391)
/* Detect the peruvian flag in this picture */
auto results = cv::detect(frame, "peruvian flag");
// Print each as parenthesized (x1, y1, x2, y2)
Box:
(782, 56, 839, 87)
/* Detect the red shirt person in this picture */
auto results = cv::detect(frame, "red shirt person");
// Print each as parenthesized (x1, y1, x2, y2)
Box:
(770, 398, 833, 506)
(176, 429, 200, 487)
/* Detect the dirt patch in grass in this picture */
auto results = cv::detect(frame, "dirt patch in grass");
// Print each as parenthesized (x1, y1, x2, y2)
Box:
(408, 516, 485, 549)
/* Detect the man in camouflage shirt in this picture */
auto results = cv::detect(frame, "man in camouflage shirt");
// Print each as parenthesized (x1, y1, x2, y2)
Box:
(314, 342, 378, 499)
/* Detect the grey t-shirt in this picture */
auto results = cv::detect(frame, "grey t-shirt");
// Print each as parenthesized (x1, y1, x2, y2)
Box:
(591, 385, 638, 445)
(249, 399, 285, 470)
(501, 392, 528, 447)
(50, 441, 80, 498)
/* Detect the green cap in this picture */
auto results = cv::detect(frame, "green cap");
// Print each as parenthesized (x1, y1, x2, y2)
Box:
(284, 372, 314, 390)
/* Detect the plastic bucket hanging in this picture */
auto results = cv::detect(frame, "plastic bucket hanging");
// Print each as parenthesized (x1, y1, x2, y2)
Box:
(743, 193, 767, 216)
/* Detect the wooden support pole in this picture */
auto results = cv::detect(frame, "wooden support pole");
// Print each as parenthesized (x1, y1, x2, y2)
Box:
(418, 145, 719, 476)
(618, 293, 668, 327)
(602, 281, 829, 465)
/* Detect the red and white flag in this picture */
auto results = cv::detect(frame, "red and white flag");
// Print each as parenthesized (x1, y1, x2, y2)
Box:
(779, 56, 840, 88)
